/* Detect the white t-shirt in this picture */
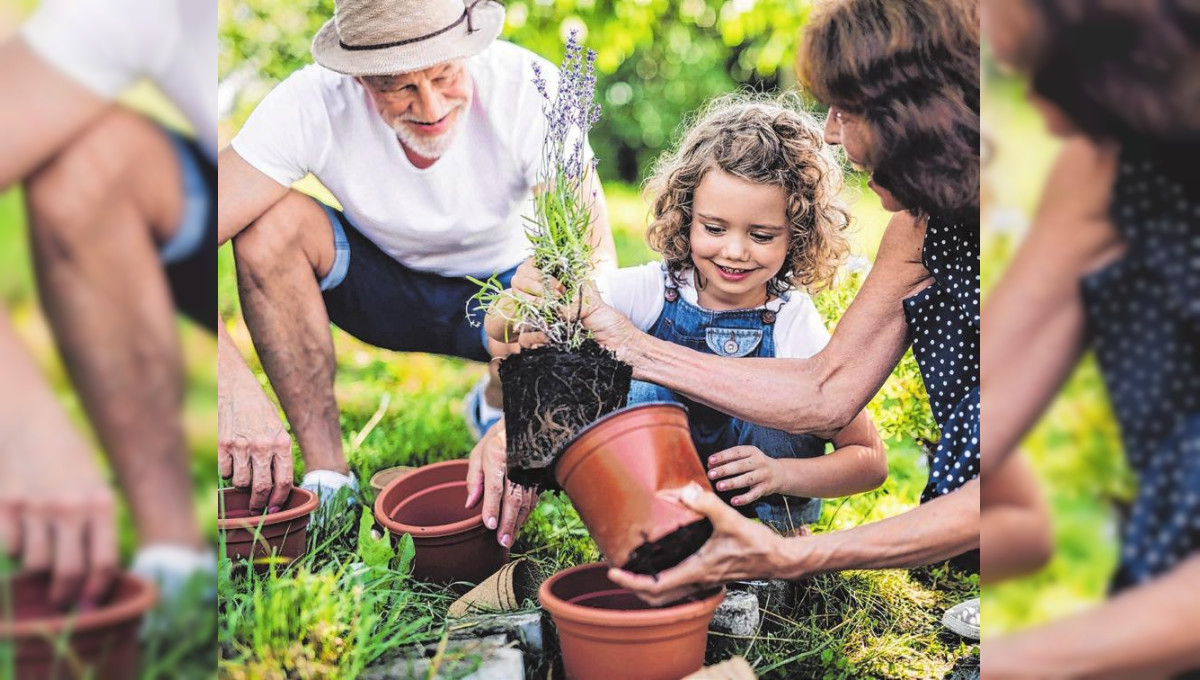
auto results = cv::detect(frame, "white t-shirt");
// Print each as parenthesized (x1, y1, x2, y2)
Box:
(232, 41, 576, 278)
(21, 0, 217, 161)
(594, 262, 832, 359)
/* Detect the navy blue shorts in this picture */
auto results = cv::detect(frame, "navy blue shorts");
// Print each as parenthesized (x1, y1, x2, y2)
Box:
(162, 129, 216, 333)
(317, 205, 520, 362)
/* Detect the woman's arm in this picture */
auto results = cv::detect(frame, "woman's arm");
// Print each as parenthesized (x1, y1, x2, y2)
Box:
(980, 137, 1124, 477)
(985, 556, 1200, 679)
(567, 210, 932, 436)
(980, 451, 1053, 584)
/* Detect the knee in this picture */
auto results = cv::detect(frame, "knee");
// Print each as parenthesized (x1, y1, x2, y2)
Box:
(24, 125, 131, 260)
(231, 193, 313, 277)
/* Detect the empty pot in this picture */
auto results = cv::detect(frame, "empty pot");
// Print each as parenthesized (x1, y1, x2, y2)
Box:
(218, 486, 318, 566)
(539, 562, 724, 680)
(0, 572, 157, 680)
(555, 402, 714, 573)
(374, 459, 509, 588)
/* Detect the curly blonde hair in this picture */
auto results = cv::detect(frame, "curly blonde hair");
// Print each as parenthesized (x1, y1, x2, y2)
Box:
(644, 93, 850, 294)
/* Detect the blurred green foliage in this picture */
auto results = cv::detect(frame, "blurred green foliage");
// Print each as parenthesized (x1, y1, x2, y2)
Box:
(219, 0, 818, 182)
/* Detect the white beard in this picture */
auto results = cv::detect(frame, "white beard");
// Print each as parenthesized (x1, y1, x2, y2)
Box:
(391, 106, 465, 161)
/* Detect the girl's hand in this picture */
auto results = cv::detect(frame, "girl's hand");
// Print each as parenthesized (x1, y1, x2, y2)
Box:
(707, 446, 782, 506)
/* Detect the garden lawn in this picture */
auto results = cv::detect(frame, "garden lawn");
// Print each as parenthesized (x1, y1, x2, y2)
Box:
(218, 181, 979, 679)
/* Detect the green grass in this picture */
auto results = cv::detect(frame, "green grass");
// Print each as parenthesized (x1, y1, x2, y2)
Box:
(217, 179, 976, 678)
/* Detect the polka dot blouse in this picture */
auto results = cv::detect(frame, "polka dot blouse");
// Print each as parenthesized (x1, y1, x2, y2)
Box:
(1081, 145, 1199, 592)
(903, 213, 981, 503)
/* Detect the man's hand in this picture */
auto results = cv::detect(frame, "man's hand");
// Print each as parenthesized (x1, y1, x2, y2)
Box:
(0, 407, 118, 609)
(607, 482, 797, 606)
(465, 418, 539, 548)
(706, 446, 782, 507)
(217, 375, 293, 513)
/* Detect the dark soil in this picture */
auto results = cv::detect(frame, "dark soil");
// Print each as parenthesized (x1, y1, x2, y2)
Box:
(620, 518, 714, 575)
(499, 339, 632, 488)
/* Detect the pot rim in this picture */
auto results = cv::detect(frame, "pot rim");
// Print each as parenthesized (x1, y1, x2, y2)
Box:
(538, 562, 724, 628)
(553, 401, 689, 485)
(0, 572, 158, 639)
(216, 486, 319, 531)
(374, 460, 484, 538)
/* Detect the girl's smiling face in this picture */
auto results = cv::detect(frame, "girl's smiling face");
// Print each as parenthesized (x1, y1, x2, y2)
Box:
(689, 169, 791, 310)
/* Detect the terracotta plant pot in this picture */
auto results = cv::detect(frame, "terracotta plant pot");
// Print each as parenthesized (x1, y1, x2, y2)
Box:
(499, 339, 632, 487)
(369, 465, 414, 493)
(374, 459, 509, 588)
(218, 486, 318, 566)
(555, 402, 714, 574)
(0, 572, 156, 680)
(539, 562, 724, 680)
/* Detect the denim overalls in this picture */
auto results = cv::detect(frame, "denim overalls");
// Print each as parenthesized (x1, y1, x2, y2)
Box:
(627, 267, 828, 533)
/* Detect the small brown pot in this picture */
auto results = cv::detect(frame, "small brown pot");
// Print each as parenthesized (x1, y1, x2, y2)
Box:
(0, 572, 157, 680)
(217, 486, 318, 566)
(555, 402, 714, 574)
(539, 562, 724, 680)
(374, 459, 509, 588)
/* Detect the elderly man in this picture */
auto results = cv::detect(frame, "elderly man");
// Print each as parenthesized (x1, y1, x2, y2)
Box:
(217, 0, 615, 542)
(0, 0, 215, 607)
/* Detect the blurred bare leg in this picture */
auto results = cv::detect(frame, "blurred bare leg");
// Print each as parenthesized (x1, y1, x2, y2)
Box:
(24, 109, 202, 550)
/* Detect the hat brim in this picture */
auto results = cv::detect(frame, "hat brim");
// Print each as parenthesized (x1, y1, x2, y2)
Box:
(311, 2, 504, 76)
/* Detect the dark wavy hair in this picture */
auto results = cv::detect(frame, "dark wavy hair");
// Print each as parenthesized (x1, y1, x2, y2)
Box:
(798, 0, 980, 219)
(1017, 0, 1199, 143)
(644, 93, 850, 294)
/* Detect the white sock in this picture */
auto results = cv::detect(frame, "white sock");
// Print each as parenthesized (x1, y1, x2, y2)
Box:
(131, 544, 216, 602)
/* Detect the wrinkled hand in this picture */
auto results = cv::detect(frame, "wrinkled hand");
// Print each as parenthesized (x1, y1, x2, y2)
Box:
(509, 260, 643, 363)
(217, 377, 293, 513)
(465, 418, 539, 548)
(0, 406, 118, 609)
(707, 446, 782, 507)
(607, 482, 795, 606)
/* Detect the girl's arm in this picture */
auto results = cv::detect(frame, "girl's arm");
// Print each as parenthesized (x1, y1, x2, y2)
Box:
(980, 451, 1053, 585)
(707, 410, 886, 505)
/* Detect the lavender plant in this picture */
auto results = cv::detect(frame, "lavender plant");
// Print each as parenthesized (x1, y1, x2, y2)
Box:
(472, 31, 602, 350)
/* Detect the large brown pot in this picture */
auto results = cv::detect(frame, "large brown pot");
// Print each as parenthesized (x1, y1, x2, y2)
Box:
(374, 459, 509, 588)
(218, 486, 318, 566)
(0, 572, 157, 680)
(539, 562, 724, 680)
(555, 402, 714, 574)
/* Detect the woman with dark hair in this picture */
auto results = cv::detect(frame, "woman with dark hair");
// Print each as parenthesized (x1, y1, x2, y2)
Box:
(471, 0, 989, 604)
(982, 0, 1199, 675)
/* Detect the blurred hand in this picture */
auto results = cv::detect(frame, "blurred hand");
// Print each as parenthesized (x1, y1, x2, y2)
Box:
(706, 446, 782, 506)
(607, 482, 793, 606)
(465, 417, 539, 547)
(217, 376, 293, 513)
(0, 405, 118, 609)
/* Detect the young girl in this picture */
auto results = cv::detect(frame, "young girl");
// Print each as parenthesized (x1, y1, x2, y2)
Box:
(490, 95, 886, 535)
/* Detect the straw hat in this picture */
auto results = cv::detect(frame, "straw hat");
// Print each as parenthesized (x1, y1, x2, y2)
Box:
(311, 0, 505, 76)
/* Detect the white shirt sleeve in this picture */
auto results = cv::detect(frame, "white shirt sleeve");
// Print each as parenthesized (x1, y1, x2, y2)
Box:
(21, 0, 178, 100)
(593, 262, 667, 332)
(773, 294, 832, 359)
(230, 67, 332, 188)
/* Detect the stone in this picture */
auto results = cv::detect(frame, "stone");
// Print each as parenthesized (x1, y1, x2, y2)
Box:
(447, 610, 545, 656)
(360, 635, 524, 680)
(709, 591, 760, 637)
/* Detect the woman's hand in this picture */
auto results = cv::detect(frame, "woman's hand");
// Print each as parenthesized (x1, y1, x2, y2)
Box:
(465, 418, 539, 548)
(607, 482, 797, 605)
(706, 446, 782, 507)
